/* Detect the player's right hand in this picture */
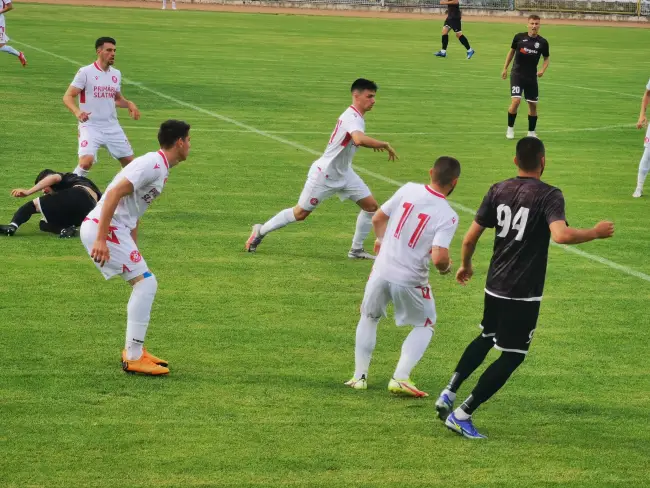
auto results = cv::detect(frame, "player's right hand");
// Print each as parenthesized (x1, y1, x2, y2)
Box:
(593, 221, 614, 239)
(76, 111, 91, 122)
(637, 115, 648, 129)
(90, 239, 110, 267)
(501, 69, 508, 80)
(455, 266, 473, 285)
(385, 144, 398, 161)
(10, 189, 30, 198)
(373, 238, 382, 255)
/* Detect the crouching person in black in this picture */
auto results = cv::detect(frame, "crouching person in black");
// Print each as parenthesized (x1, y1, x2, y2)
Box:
(1, 169, 102, 237)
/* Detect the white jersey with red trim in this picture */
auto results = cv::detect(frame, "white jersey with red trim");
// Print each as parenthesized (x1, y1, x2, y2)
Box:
(87, 150, 169, 230)
(70, 62, 122, 128)
(645, 78, 650, 147)
(373, 183, 459, 287)
(313, 106, 366, 182)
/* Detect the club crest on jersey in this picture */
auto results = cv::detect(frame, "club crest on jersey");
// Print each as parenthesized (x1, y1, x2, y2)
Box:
(310, 198, 319, 206)
(534, 42, 540, 48)
(130, 250, 142, 263)
(81, 140, 88, 148)
(112, 76, 118, 84)
(645, 136, 650, 144)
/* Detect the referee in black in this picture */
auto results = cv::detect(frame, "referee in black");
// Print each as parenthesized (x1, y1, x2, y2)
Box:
(502, 14, 549, 140)
(434, 137, 614, 439)
(435, 0, 474, 59)
(1, 169, 101, 237)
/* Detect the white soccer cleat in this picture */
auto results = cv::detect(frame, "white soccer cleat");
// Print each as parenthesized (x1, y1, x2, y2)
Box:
(527, 131, 538, 138)
(388, 378, 428, 398)
(506, 127, 515, 140)
(344, 375, 367, 390)
(633, 188, 643, 198)
(348, 248, 375, 260)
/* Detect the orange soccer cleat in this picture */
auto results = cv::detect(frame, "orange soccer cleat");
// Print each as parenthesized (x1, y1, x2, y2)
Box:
(122, 349, 169, 375)
(122, 347, 169, 367)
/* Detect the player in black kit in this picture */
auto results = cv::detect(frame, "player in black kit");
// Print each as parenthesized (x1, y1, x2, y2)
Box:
(502, 15, 549, 140)
(434, 137, 614, 439)
(0, 169, 101, 237)
(435, 0, 474, 59)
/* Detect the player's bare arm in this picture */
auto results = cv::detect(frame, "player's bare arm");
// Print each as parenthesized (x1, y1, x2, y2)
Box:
(91, 178, 135, 267)
(502, 49, 515, 79)
(637, 89, 650, 129)
(114, 92, 140, 120)
(371, 209, 390, 253)
(350, 131, 398, 161)
(0, 2, 13, 14)
(10, 174, 63, 197)
(537, 56, 550, 78)
(549, 220, 614, 245)
(431, 246, 452, 275)
(456, 221, 486, 285)
(63, 86, 91, 122)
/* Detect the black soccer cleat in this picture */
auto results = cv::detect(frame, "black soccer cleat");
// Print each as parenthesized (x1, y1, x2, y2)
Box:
(0, 224, 17, 236)
(59, 226, 77, 238)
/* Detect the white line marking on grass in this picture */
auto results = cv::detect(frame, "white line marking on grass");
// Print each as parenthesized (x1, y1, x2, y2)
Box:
(16, 41, 650, 284)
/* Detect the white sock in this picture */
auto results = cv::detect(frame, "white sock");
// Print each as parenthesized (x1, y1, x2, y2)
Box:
(453, 406, 471, 420)
(393, 327, 433, 380)
(0, 45, 20, 57)
(441, 49, 447, 54)
(351, 210, 374, 250)
(125, 275, 158, 360)
(260, 207, 296, 236)
(353, 316, 380, 379)
(637, 148, 650, 190)
(73, 165, 89, 177)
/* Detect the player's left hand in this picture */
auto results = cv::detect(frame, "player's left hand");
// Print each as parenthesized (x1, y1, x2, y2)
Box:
(128, 102, 140, 121)
(10, 189, 30, 198)
(637, 116, 648, 129)
(373, 238, 382, 255)
(537, 70, 545, 78)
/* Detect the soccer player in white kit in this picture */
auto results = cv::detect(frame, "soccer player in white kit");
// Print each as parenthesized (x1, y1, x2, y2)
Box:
(62, 37, 141, 178)
(345, 157, 461, 397)
(80, 120, 191, 375)
(633, 77, 650, 198)
(245, 78, 398, 260)
(161, 0, 177, 9)
(0, 0, 27, 66)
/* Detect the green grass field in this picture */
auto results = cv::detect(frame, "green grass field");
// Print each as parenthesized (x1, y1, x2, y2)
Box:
(1, 4, 649, 487)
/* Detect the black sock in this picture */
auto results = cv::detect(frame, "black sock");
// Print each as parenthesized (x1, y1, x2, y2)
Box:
(458, 35, 471, 50)
(446, 334, 494, 393)
(460, 352, 525, 415)
(10, 201, 37, 227)
(528, 115, 538, 132)
(442, 34, 449, 50)
(508, 111, 517, 128)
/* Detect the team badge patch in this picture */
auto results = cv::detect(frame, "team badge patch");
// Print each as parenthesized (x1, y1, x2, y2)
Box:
(112, 76, 118, 83)
(130, 250, 142, 263)
(81, 140, 88, 148)
(310, 198, 319, 206)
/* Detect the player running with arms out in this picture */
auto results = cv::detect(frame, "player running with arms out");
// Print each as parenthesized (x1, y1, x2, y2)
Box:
(434, 137, 614, 439)
(633, 77, 650, 198)
(63, 37, 140, 178)
(246, 78, 398, 260)
(502, 15, 549, 140)
(0, 0, 27, 66)
(434, 0, 474, 59)
(344, 157, 460, 397)
(80, 120, 191, 376)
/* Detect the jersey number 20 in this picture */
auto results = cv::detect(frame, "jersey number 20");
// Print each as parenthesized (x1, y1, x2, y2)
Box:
(496, 204, 529, 241)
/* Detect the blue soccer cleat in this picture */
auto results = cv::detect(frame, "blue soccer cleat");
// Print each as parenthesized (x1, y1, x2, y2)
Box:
(467, 48, 475, 60)
(434, 51, 447, 58)
(434, 393, 454, 421)
(445, 412, 487, 439)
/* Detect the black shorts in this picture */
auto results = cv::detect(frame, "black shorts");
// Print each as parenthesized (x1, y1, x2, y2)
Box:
(479, 292, 541, 355)
(444, 17, 462, 33)
(510, 74, 539, 102)
(39, 187, 97, 228)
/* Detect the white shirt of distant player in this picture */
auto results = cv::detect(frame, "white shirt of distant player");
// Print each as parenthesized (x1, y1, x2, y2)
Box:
(373, 182, 459, 287)
(1, 0, 12, 20)
(88, 150, 169, 231)
(70, 62, 122, 127)
(645, 78, 650, 147)
(313, 106, 366, 182)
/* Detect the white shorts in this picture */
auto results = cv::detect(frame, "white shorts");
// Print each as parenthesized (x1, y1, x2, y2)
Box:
(80, 218, 149, 281)
(0, 16, 8, 43)
(297, 162, 371, 211)
(78, 124, 134, 162)
(361, 271, 437, 328)
(644, 125, 650, 148)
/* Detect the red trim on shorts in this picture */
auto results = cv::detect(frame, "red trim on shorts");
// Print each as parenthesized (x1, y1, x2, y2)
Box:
(349, 105, 364, 118)
(157, 150, 169, 169)
(425, 185, 446, 199)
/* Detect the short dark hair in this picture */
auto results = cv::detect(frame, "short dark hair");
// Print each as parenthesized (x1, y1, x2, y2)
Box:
(351, 78, 377, 93)
(431, 156, 461, 186)
(35, 169, 57, 185)
(95, 37, 116, 50)
(528, 14, 541, 21)
(158, 120, 191, 149)
(515, 137, 545, 171)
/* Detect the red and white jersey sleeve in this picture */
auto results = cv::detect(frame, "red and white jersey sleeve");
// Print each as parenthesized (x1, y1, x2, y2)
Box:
(646, 78, 650, 90)
(70, 62, 122, 127)
(312, 106, 365, 181)
(88, 151, 169, 230)
(373, 183, 459, 287)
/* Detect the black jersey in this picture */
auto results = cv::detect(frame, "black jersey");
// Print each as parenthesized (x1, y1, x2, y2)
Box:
(51, 172, 102, 199)
(475, 177, 566, 300)
(446, 1, 461, 19)
(510, 33, 549, 80)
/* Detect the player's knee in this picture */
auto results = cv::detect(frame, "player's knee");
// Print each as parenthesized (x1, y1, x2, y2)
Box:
(455, 31, 462, 38)
(293, 207, 310, 221)
(500, 350, 526, 369)
(119, 156, 134, 167)
(78, 157, 93, 170)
